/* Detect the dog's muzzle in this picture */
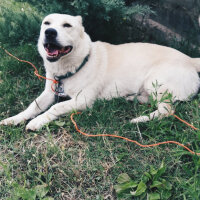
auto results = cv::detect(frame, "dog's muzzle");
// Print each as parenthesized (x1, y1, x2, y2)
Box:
(44, 28, 73, 62)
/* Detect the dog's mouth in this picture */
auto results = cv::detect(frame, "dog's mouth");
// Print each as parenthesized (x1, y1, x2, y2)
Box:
(44, 43, 73, 62)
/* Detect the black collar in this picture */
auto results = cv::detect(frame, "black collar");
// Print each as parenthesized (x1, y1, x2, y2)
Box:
(54, 54, 89, 81)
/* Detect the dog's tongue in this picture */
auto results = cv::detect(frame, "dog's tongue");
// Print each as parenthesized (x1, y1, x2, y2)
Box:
(45, 46, 71, 56)
(46, 48, 59, 56)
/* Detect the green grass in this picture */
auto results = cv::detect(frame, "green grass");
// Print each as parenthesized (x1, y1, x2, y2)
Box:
(0, 1, 200, 200)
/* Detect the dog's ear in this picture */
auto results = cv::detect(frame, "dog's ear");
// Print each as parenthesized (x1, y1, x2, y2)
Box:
(76, 16, 82, 25)
(76, 15, 85, 38)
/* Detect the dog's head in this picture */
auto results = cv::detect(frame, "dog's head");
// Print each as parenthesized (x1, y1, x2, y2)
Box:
(38, 14, 84, 62)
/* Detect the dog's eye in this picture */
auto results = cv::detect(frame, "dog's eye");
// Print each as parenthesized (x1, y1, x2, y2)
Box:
(63, 23, 72, 28)
(44, 21, 50, 25)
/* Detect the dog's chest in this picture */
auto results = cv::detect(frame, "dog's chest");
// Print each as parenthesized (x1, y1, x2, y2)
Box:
(55, 75, 88, 100)
(55, 81, 67, 97)
(54, 78, 74, 101)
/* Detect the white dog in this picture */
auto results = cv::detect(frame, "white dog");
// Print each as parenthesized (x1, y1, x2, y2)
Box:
(1, 14, 200, 131)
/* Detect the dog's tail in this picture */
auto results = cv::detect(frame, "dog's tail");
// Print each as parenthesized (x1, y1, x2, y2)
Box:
(192, 58, 200, 72)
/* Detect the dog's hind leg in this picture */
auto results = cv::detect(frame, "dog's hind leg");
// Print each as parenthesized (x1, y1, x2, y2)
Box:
(125, 91, 149, 103)
(130, 102, 174, 123)
(130, 84, 175, 123)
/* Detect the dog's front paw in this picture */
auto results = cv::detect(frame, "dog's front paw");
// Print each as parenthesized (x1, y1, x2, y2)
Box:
(0, 115, 25, 126)
(26, 113, 52, 131)
(26, 118, 44, 131)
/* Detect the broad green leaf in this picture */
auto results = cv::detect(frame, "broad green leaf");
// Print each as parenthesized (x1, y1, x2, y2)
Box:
(160, 161, 164, 169)
(43, 197, 54, 200)
(148, 192, 160, 200)
(161, 190, 172, 199)
(15, 187, 36, 200)
(142, 175, 149, 184)
(150, 166, 158, 176)
(54, 121, 65, 127)
(35, 184, 49, 198)
(144, 172, 152, 179)
(114, 181, 138, 194)
(131, 181, 147, 196)
(142, 172, 151, 183)
(154, 162, 166, 180)
(117, 173, 131, 184)
(22, 189, 36, 200)
(162, 180, 172, 191)
(150, 181, 163, 189)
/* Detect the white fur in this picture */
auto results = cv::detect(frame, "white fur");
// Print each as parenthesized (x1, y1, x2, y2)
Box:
(1, 14, 200, 130)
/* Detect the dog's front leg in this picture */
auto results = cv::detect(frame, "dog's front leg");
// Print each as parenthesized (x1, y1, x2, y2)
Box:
(26, 93, 95, 131)
(0, 90, 55, 126)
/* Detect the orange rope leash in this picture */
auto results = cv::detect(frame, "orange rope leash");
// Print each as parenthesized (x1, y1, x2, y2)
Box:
(71, 112, 200, 156)
(0, 46, 58, 92)
(173, 114, 198, 131)
(1, 46, 199, 155)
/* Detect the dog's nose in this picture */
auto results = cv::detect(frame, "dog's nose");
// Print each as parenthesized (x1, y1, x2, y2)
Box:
(45, 28, 57, 40)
